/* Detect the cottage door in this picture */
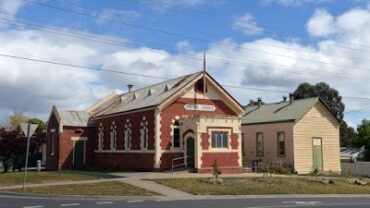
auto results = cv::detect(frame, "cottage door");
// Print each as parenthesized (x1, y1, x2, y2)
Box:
(186, 137, 195, 168)
(73, 141, 85, 169)
(312, 138, 323, 171)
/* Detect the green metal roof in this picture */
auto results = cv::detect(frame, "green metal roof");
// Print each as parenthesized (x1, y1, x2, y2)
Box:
(242, 97, 320, 125)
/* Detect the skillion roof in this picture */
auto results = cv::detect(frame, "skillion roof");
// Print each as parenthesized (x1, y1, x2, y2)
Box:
(242, 97, 339, 125)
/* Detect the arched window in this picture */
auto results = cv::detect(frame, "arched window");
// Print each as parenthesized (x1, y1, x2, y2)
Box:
(110, 121, 117, 150)
(140, 116, 148, 150)
(172, 121, 181, 148)
(98, 123, 104, 150)
(124, 119, 132, 150)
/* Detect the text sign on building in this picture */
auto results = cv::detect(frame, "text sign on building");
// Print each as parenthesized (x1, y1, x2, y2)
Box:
(184, 104, 216, 112)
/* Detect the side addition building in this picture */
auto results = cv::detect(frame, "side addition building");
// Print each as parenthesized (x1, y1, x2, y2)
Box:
(241, 97, 341, 174)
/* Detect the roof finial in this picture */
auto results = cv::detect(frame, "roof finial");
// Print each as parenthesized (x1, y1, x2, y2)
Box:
(203, 52, 206, 72)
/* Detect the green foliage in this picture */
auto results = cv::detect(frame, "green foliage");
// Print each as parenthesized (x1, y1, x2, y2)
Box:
(28, 117, 46, 131)
(293, 82, 344, 119)
(351, 119, 370, 159)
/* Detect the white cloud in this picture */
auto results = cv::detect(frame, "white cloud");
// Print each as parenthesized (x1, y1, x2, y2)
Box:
(307, 9, 335, 37)
(2, 6, 370, 127)
(233, 14, 263, 35)
(261, 0, 332, 7)
(0, 0, 25, 28)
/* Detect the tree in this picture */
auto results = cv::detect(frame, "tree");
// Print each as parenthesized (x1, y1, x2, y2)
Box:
(6, 110, 28, 129)
(340, 122, 355, 147)
(351, 119, 370, 159)
(293, 82, 345, 120)
(292, 82, 353, 147)
(28, 117, 46, 131)
(0, 117, 46, 173)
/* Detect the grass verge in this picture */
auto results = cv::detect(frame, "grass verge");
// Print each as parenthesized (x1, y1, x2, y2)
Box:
(151, 177, 370, 195)
(9, 181, 159, 196)
(0, 171, 100, 186)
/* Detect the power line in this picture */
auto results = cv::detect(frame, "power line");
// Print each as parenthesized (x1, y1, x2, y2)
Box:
(1, 52, 370, 101)
(24, 0, 370, 73)
(144, 0, 370, 52)
(345, 106, 370, 114)
(1, 16, 364, 80)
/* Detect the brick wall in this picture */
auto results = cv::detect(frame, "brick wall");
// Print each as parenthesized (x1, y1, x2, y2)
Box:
(58, 126, 94, 170)
(160, 97, 237, 170)
(94, 109, 155, 151)
(94, 153, 155, 171)
(92, 109, 156, 170)
(199, 152, 242, 173)
(45, 113, 59, 170)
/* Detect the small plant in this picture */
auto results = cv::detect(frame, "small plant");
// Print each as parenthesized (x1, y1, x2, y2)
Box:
(310, 167, 319, 180)
(212, 159, 221, 179)
(206, 159, 223, 185)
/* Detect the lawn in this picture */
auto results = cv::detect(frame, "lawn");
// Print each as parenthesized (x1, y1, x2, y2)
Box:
(151, 177, 370, 195)
(0, 171, 100, 186)
(9, 181, 159, 196)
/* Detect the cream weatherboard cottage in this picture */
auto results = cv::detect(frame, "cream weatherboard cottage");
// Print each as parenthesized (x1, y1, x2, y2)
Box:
(46, 71, 245, 173)
(241, 97, 341, 174)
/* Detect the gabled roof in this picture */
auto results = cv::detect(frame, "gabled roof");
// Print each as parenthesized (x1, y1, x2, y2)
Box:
(48, 106, 94, 131)
(242, 97, 339, 125)
(87, 71, 204, 117)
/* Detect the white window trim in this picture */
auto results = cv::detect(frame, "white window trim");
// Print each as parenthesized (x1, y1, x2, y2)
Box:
(98, 123, 104, 150)
(170, 118, 182, 150)
(208, 128, 232, 150)
(124, 119, 132, 150)
(110, 121, 117, 150)
(140, 116, 149, 151)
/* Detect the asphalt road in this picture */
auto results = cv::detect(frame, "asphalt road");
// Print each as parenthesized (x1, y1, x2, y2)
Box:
(1, 194, 370, 208)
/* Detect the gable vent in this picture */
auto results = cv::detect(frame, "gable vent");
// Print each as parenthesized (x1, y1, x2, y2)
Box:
(148, 89, 154, 96)
(164, 84, 171, 92)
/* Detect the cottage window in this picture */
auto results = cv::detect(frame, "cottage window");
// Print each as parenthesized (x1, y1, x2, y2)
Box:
(211, 131, 228, 148)
(173, 121, 181, 148)
(256, 132, 264, 156)
(110, 121, 117, 150)
(124, 119, 132, 150)
(277, 132, 286, 157)
(140, 117, 149, 150)
(98, 123, 104, 150)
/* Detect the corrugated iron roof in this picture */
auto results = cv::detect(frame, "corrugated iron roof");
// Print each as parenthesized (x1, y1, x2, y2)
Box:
(89, 71, 203, 117)
(58, 110, 93, 127)
(242, 97, 320, 124)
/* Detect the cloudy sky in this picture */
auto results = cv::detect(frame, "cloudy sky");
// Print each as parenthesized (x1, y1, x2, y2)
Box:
(0, 0, 370, 127)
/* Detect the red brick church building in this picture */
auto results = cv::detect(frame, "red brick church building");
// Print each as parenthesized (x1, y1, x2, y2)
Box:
(46, 71, 245, 173)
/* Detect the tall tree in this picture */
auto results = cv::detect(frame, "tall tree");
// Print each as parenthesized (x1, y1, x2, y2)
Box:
(292, 82, 352, 146)
(351, 119, 370, 159)
(293, 82, 345, 120)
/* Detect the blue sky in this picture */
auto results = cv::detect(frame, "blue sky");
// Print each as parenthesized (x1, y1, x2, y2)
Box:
(0, 0, 370, 128)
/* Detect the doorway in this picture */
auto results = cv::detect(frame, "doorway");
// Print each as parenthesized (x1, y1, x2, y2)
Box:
(312, 137, 323, 171)
(186, 137, 195, 168)
(73, 140, 85, 169)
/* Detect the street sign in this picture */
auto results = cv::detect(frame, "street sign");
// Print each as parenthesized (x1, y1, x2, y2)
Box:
(20, 123, 39, 191)
(20, 123, 38, 138)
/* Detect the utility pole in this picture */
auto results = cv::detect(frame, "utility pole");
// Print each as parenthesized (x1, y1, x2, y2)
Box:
(20, 123, 38, 191)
